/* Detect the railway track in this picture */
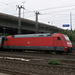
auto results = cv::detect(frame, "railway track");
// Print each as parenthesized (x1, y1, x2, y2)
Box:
(0, 57, 75, 75)
(0, 50, 75, 60)
(0, 50, 75, 75)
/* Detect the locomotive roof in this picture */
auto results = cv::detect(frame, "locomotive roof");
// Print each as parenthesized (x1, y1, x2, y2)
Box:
(11, 33, 53, 38)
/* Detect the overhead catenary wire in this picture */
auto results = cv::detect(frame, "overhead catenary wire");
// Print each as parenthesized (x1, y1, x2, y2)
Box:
(0, 0, 75, 14)
(37, 4, 75, 11)
(38, 7, 75, 15)
(0, 1, 75, 16)
(0, 1, 15, 7)
(0, 1, 75, 30)
(8, 1, 22, 4)
(23, 3, 75, 14)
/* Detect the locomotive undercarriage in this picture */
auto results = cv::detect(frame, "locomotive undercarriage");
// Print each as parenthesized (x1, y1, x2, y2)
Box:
(67, 47, 72, 53)
(0, 45, 72, 54)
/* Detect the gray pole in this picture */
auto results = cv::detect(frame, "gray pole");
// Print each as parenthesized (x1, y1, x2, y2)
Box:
(35, 11, 40, 34)
(44, 27, 45, 33)
(17, 5, 24, 34)
(18, 6, 21, 34)
(3, 27, 6, 36)
(70, 12, 72, 31)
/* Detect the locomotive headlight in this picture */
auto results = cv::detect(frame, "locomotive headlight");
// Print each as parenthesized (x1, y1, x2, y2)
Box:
(67, 42, 71, 44)
(64, 47, 68, 51)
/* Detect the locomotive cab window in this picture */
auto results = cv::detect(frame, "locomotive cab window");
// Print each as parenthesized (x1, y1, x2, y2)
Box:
(57, 37, 61, 40)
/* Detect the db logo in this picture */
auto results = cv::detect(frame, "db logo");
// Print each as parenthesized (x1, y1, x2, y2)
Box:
(27, 41, 30, 44)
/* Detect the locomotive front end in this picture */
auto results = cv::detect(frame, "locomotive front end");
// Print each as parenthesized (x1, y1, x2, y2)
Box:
(63, 35, 72, 53)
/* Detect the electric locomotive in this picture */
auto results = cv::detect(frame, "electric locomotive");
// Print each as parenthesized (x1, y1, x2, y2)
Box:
(0, 33, 73, 53)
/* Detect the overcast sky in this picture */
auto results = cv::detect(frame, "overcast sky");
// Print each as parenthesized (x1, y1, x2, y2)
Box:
(0, 0, 75, 30)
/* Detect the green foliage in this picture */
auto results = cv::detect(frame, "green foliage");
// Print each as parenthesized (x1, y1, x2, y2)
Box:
(0, 33, 3, 36)
(72, 43, 75, 49)
(51, 52, 56, 54)
(58, 30, 74, 42)
(0, 33, 9, 36)
(48, 59, 61, 65)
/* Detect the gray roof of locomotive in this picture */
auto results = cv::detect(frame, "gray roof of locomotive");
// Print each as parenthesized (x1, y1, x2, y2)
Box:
(11, 33, 53, 38)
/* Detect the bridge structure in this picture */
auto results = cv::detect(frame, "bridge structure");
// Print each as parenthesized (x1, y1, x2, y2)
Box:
(0, 13, 64, 35)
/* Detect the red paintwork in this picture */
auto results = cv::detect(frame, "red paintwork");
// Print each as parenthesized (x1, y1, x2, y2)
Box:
(3, 33, 72, 52)
(4, 37, 54, 46)
(53, 33, 72, 51)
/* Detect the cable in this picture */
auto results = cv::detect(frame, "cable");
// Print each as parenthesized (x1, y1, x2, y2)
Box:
(25, 9, 34, 13)
(38, 4, 75, 11)
(23, 3, 75, 14)
(0, 1, 16, 7)
(42, 7, 75, 15)
(23, 6, 75, 15)
(8, 1, 21, 4)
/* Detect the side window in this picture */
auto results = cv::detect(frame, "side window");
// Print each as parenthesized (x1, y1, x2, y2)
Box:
(57, 37, 61, 40)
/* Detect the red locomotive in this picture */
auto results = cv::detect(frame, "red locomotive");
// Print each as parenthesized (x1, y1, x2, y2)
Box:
(0, 33, 73, 53)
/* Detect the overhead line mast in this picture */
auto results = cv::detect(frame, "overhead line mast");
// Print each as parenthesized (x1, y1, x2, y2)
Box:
(17, 5, 25, 34)
(35, 11, 40, 34)
(70, 12, 72, 31)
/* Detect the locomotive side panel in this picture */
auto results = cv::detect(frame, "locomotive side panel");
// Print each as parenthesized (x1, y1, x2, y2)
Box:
(3, 36, 64, 51)
(37, 37, 54, 50)
(3, 36, 54, 50)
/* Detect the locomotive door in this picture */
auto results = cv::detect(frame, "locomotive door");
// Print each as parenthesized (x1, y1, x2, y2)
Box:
(53, 37, 58, 50)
